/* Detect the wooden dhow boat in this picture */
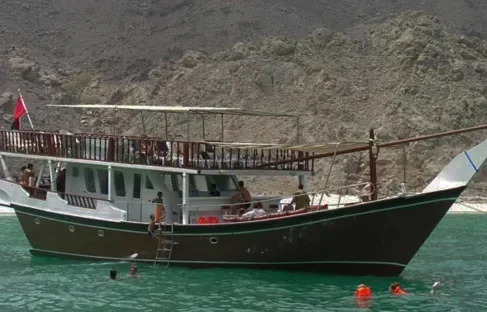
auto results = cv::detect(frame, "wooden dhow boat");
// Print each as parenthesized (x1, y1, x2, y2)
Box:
(1, 104, 487, 277)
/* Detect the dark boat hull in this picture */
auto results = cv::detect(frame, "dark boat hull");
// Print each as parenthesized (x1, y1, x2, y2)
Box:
(12, 186, 464, 276)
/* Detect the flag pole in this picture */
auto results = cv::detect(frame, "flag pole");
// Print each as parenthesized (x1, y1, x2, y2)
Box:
(17, 89, 35, 130)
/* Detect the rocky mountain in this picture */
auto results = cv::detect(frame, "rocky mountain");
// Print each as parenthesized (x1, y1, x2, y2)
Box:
(1, 4, 487, 197)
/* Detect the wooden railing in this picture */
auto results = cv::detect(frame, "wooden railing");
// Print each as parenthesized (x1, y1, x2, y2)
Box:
(24, 186, 48, 200)
(0, 130, 314, 172)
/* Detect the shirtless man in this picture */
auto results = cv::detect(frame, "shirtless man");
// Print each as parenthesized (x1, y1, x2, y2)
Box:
(231, 181, 251, 214)
(22, 164, 34, 186)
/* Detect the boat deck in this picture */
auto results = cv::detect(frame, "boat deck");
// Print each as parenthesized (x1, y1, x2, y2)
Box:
(0, 130, 314, 173)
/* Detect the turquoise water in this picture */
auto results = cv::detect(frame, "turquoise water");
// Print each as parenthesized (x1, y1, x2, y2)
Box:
(0, 215, 486, 311)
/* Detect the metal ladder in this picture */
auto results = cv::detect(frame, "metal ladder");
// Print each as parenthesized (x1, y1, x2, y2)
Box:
(153, 223, 176, 268)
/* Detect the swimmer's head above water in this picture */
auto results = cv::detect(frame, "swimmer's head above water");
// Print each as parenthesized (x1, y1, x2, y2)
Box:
(110, 269, 117, 280)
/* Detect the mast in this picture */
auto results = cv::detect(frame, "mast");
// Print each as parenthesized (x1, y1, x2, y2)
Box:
(369, 129, 378, 200)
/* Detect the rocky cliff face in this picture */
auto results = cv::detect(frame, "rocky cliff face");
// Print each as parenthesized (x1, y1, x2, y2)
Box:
(2, 10, 487, 196)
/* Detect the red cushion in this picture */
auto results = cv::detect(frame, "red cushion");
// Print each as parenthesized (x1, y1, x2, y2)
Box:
(207, 216, 219, 224)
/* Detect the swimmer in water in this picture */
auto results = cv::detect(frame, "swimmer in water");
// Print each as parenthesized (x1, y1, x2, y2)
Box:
(389, 282, 408, 295)
(129, 265, 138, 278)
(110, 269, 117, 280)
(431, 281, 440, 294)
(355, 284, 372, 299)
(355, 284, 372, 308)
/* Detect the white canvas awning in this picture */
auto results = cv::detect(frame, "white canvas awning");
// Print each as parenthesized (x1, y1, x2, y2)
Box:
(46, 104, 298, 118)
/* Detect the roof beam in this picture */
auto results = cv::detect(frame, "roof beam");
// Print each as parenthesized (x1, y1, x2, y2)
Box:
(46, 104, 298, 118)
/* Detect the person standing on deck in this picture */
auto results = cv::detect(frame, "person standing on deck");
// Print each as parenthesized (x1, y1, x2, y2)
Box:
(231, 181, 251, 214)
(290, 184, 310, 210)
(151, 191, 165, 222)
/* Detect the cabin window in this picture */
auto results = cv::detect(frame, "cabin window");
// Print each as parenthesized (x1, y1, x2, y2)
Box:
(192, 175, 208, 192)
(84, 168, 96, 193)
(145, 176, 154, 190)
(133, 174, 141, 199)
(159, 173, 179, 191)
(72, 167, 79, 177)
(97, 169, 108, 195)
(209, 175, 238, 191)
(114, 171, 126, 197)
(159, 173, 174, 191)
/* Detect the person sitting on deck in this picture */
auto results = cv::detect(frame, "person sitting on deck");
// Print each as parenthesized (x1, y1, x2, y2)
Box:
(209, 183, 221, 197)
(389, 282, 408, 295)
(22, 163, 34, 186)
(290, 184, 310, 210)
(231, 181, 251, 215)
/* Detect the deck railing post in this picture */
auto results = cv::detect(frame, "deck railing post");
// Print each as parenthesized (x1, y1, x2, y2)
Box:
(107, 164, 113, 202)
(182, 172, 189, 225)
(182, 143, 189, 168)
(48, 160, 56, 191)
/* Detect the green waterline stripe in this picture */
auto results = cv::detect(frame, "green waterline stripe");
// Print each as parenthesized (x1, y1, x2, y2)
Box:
(14, 196, 458, 236)
(31, 248, 406, 267)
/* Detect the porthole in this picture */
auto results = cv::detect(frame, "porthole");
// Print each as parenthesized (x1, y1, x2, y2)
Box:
(97, 230, 104, 237)
(68, 225, 75, 232)
(34, 218, 40, 225)
(209, 237, 218, 245)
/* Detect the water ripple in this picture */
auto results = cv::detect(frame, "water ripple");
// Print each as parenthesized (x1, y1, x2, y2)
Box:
(0, 215, 486, 311)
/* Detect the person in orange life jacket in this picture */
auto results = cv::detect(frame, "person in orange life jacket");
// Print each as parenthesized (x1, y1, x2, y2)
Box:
(355, 284, 372, 309)
(151, 191, 165, 222)
(389, 282, 408, 295)
(355, 284, 372, 299)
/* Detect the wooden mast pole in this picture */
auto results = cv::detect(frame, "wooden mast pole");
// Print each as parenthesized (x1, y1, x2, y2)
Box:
(369, 129, 378, 200)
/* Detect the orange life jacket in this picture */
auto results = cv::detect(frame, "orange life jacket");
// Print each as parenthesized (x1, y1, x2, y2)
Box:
(355, 286, 372, 299)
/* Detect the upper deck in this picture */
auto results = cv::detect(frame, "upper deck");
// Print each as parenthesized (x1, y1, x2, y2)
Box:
(0, 130, 316, 175)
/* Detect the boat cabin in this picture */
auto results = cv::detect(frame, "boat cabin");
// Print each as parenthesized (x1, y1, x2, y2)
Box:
(63, 162, 278, 224)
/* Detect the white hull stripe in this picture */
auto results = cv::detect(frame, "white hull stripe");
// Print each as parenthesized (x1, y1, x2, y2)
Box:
(31, 248, 407, 267)
(14, 196, 458, 236)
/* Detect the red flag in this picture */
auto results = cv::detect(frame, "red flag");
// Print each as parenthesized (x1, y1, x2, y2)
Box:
(11, 96, 26, 130)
